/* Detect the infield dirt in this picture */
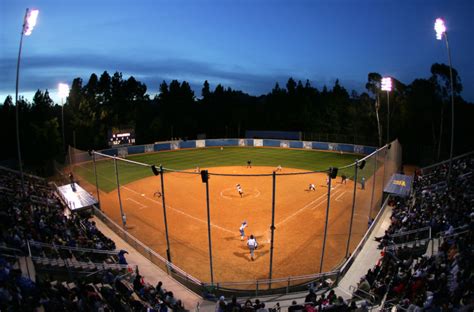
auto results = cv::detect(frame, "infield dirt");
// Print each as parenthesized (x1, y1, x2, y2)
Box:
(79, 166, 380, 287)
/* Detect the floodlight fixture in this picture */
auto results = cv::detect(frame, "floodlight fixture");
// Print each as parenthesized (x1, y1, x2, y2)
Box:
(381, 77, 392, 92)
(434, 18, 446, 40)
(58, 83, 70, 99)
(23, 9, 39, 36)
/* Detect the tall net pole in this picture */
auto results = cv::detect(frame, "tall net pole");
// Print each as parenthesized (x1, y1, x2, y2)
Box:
(268, 171, 277, 288)
(319, 172, 332, 273)
(345, 161, 358, 258)
(159, 165, 172, 264)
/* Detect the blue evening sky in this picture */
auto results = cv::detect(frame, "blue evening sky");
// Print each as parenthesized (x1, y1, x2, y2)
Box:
(1, 0, 473, 103)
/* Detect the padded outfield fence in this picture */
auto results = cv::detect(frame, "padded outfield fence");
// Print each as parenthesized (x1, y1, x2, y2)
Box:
(62, 138, 402, 296)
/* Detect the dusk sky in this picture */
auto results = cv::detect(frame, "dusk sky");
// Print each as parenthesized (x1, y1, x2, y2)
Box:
(1, 0, 473, 104)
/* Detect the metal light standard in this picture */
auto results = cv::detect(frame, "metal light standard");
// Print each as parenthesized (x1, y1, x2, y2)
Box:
(58, 83, 70, 153)
(381, 77, 392, 144)
(435, 18, 455, 185)
(15, 8, 39, 192)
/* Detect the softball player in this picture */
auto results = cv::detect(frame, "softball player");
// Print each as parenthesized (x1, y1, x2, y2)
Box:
(308, 183, 316, 191)
(236, 184, 243, 198)
(247, 234, 258, 261)
(239, 221, 248, 240)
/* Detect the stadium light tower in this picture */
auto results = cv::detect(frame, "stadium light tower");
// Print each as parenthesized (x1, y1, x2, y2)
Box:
(58, 83, 70, 152)
(434, 18, 455, 185)
(381, 77, 392, 144)
(15, 8, 39, 193)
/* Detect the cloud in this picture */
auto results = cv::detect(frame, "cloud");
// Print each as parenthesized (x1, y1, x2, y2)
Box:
(0, 52, 369, 101)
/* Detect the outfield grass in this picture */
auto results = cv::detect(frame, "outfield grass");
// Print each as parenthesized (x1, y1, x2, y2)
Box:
(75, 147, 373, 192)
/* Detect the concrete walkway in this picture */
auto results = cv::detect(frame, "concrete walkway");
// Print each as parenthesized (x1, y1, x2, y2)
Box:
(93, 216, 203, 311)
(335, 204, 393, 299)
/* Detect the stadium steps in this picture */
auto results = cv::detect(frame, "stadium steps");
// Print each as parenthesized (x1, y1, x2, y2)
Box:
(18, 256, 36, 282)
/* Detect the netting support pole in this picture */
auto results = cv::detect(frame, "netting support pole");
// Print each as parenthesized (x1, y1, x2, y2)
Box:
(382, 146, 387, 203)
(92, 152, 101, 208)
(205, 177, 214, 285)
(268, 171, 276, 289)
(114, 156, 126, 228)
(345, 160, 358, 258)
(368, 152, 378, 223)
(159, 165, 172, 264)
(320, 172, 332, 273)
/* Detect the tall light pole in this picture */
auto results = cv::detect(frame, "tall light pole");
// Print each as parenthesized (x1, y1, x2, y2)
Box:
(58, 83, 70, 153)
(15, 8, 39, 193)
(435, 18, 455, 185)
(381, 77, 392, 144)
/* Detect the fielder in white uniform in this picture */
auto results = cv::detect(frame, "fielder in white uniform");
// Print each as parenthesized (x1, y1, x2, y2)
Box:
(236, 184, 243, 198)
(247, 234, 258, 261)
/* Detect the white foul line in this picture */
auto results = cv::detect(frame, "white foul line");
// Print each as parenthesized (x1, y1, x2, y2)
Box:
(275, 184, 340, 227)
(335, 191, 346, 201)
(125, 197, 148, 210)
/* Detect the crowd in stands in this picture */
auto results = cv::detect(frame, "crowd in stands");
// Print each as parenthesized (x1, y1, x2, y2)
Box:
(0, 167, 187, 311)
(353, 155, 473, 311)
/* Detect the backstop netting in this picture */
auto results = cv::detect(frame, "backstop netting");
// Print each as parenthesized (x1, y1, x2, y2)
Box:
(64, 139, 402, 294)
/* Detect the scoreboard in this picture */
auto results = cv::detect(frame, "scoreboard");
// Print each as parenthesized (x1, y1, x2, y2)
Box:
(108, 128, 135, 147)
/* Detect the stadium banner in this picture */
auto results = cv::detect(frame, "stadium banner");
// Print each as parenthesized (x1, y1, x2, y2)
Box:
(328, 143, 338, 151)
(154, 143, 171, 152)
(117, 147, 128, 158)
(354, 145, 364, 154)
(239, 139, 246, 146)
(254, 139, 263, 147)
(313, 142, 329, 150)
(338, 144, 354, 153)
(206, 139, 239, 147)
(102, 148, 117, 156)
(280, 140, 290, 148)
(289, 141, 304, 149)
(263, 140, 280, 147)
(170, 142, 179, 150)
(181, 140, 197, 149)
(127, 145, 145, 155)
(384, 173, 413, 197)
(303, 141, 312, 149)
(196, 140, 205, 148)
(144, 144, 154, 153)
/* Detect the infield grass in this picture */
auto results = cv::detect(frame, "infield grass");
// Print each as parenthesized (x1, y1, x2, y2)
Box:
(74, 147, 374, 192)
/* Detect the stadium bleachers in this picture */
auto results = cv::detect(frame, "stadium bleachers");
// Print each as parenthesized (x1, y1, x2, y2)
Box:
(349, 154, 473, 311)
(0, 167, 187, 311)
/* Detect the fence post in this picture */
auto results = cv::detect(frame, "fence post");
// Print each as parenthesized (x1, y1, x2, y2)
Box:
(113, 156, 126, 228)
(320, 171, 332, 273)
(205, 175, 214, 286)
(368, 151, 378, 223)
(92, 152, 101, 208)
(268, 171, 276, 289)
(159, 165, 172, 266)
(345, 160, 358, 258)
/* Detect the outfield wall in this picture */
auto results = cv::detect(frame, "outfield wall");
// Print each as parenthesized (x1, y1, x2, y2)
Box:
(97, 138, 376, 158)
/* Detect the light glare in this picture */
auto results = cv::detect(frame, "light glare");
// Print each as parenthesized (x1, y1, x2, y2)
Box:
(381, 77, 392, 92)
(23, 9, 39, 36)
(434, 18, 446, 40)
(58, 83, 70, 99)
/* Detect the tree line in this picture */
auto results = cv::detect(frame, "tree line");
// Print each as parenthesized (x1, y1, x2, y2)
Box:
(1, 64, 473, 175)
